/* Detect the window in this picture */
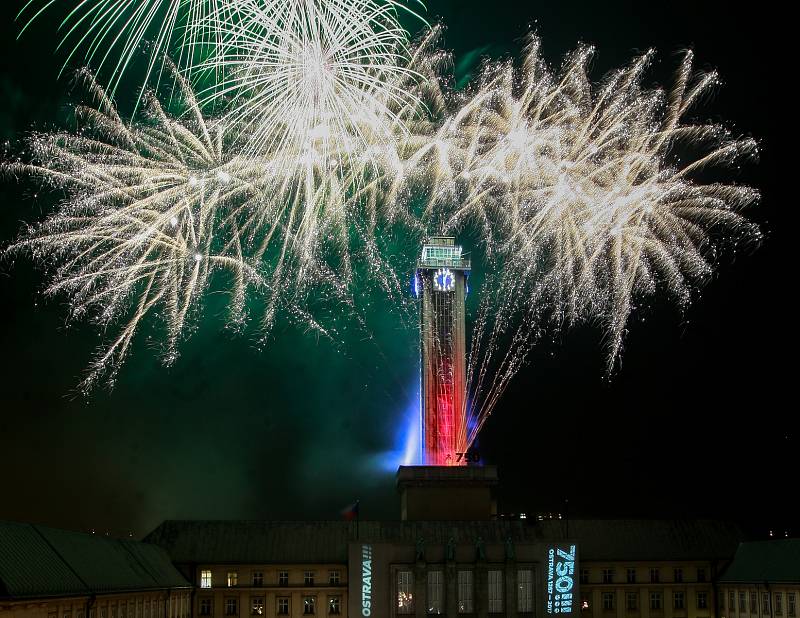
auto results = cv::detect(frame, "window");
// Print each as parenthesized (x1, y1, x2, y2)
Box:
(426, 571, 443, 614)
(303, 597, 315, 615)
(250, 598, 263, 616)
(518, 570, 534, 613)
(752, 593, 759, 614)
(698, 592, 708, 610)
(650, 568, 660, 583)
(398, 570, 414, 614)
(276, 598, 289, 616)
(674, 592, 685, 610)
(603, 593, 615, 611)
(602, 569, 615, 584)
(674, 569, 683, 583)
(697, 568, 707, 583)
(763, 593, 771, 614)
(328, 571, 340, 585)
(627, 568, 637, 584)
(304, 571, 315, 586)
(328, 597, 341, 615)
(650, 593, 663, 611)
(730, 592, 736, 613)
(488, 570, 504, 613)
(741, 592, 747, 612)
(626, 592, 638, 611)
(252, 572, 263, 587)
(458, 570, 474, 614)
(788, 593, 796, 617)
(199, 600, 212, 616)
(224, 600, 237, 617)
(580, 569, 590, 585)
(227, 572, 238, 587)
(776, 593, 784, 616)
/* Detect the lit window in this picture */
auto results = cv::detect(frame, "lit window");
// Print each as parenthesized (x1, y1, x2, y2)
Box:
(603, 593, 615, 611)
(518, 570, 533, 613)
(328, 571, 340, 585)
(776, 593, 784, 616)
(627, 568, 636, 584)
(224, 600, 237, 617)
(650, 593, 662, 611)
(276, 598, 289, 616)
(488, 570, 504, 613)
(626, 592, 638, 611)
(674, 592, 685, 610)
(302, 597, 315, 615)
(279, 571, 289, 586)
(788, 593, 796, 617)
(697, 568, 707, 583)
(580, 569, 590, 585)
(199, 600, 212, 616)
(698, 592, 708, 610)
(304, 571, 315, 586)
(397, 570, 414, 614)
(227, 572, 238, 588)
(674, 569, 683, 583)
(458, 571, 474, 614)
(252, 572, 263, 587)
(650, 568, 660, 583)
(250, 598, 263, 616)
(427, 571, 443, 614)
(201, 571, 212, 588)
(328, 597, 341, 615)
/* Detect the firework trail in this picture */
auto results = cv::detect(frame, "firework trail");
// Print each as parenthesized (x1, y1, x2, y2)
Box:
(4, 3, 760, 424)
(16, 0, 233, 101)
(428, 37, 761, 444)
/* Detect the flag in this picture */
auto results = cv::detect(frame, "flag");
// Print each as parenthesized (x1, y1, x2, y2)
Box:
(341, 500, 360, 521)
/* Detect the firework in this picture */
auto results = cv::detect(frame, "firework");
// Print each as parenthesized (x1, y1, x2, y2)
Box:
(3, 67, 269, 391)
(16, 0, 232, 100)
(426, 37, 761, 443)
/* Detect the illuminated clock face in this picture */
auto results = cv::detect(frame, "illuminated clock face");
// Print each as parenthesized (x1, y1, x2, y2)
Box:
(433, 268, 455, 292)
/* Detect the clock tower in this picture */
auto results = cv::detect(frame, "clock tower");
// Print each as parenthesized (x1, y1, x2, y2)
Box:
(415, 236, 470, 466)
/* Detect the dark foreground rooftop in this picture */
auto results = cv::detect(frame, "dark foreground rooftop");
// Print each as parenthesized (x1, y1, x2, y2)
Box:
(144, 518, 743, 564)
(0, 520, 190, 600)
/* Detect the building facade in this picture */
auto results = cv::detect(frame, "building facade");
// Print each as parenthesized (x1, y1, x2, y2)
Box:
(560, 519, 741, 618)
(718, 540, 800, 618)
(0, 521, 191, 618)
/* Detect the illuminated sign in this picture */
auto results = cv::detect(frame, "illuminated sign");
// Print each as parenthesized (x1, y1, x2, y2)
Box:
(545, 543, 579, 615)
(361, 544, 373, 616)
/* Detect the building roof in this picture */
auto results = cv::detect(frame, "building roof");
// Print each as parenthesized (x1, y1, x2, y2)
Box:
(0, 520, 191, 601)
(144, 518, 742, 564)
(719, 540, 800, 584)
(538, 519, 744, 562)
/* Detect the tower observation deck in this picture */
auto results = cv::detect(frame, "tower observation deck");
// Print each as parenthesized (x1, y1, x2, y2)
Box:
(415, 237, 470, 466)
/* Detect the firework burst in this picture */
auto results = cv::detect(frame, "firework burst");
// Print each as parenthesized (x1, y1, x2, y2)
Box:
(426, 37, 761, 442)
(3, 67, 266, 391)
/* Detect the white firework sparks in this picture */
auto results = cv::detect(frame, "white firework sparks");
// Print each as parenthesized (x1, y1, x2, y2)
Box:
(16, 0, 231, 100)
(425, 37, 761, 443)
(3, 67, 264, 391)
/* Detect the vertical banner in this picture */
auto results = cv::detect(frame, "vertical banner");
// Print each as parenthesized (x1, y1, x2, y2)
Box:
(544, 543, 580, 616)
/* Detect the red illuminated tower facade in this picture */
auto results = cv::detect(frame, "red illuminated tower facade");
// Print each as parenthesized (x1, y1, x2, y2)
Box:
(416, 237, 470, 466)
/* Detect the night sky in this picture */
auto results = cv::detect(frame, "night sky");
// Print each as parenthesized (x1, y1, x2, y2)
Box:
(0, 1, 793, 538)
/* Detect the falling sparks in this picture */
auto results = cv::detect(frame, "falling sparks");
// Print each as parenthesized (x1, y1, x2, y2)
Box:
(3, 5, 760, 441)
